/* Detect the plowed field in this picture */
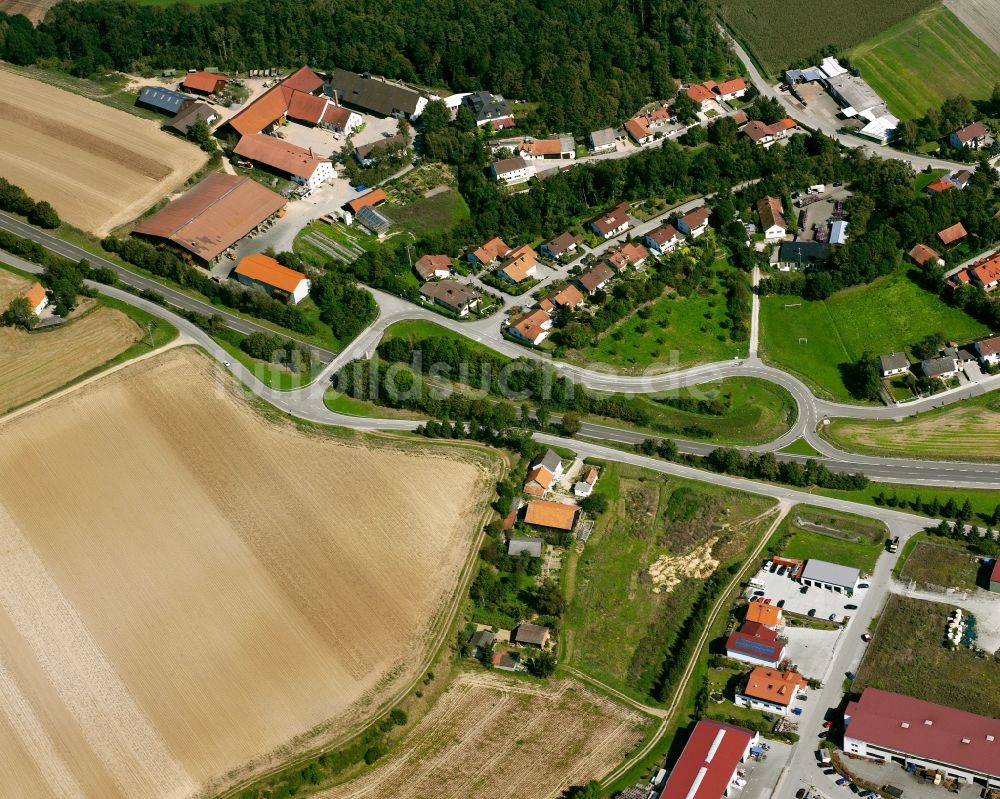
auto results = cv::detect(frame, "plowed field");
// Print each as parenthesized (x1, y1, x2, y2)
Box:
(0, 348, 495, 797)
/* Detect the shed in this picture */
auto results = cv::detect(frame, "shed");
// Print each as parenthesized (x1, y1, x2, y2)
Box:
(514, 623, 550, 648)
(137, 86, 194, 115)
(507, 537, 543, 558)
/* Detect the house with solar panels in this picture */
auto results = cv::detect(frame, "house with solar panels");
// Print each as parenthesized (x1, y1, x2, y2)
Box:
(137, 86, 195, 116)
(725, 621, 786, 668)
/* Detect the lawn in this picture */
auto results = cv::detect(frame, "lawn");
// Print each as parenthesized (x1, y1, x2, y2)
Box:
(898, 540, 982, 590)
(913, 168, 948, 193)
(853, 594, 1000, 716)
(777, 506, 887, 574)
(850, 4, 1000, 119)
(812, 482, 1000, 524)
(759, 269, 988, 401)
(385, 188, 470, 237)
(779, 438, 823, 456)
(576, 261, 748, 372)
(825, 392, 1000, 462)
(563, 461, 775, 702)
(718, 0, 935, 77)
(587, 377, 797, 447)
(212, 336, 320, 391)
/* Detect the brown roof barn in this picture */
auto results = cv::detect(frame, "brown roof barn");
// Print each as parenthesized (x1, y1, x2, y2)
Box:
(524, 500, 578, 531)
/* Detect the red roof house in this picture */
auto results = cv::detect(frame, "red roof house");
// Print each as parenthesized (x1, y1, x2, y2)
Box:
(938, 222, 968, 246)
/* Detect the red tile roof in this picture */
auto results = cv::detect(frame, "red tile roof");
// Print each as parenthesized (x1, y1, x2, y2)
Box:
(757, 196, 784, 231)
(681, 206, 710, 230)
(321, 104, 353, 128)
(686, 84, 715, 104)
(726, 621, 784, 662)
(716, 77, 746, 96)
(926, 177, 954, 193)
(552, 284, 584, 308)
(845, 688, 1000, 779)
(591, 203, 629, 235)
(908, 243, 941, 266)
(22, 282, 46, 309)
(978, 336, 1000, 357)
(741, 667, 804, 706)
(660, 720, 754, 799)
(953, 121, 987, 144)
(992, 558, 1000, 582)
(282, 66, 325, 95)
(938, 222, 968, 245)
(970, 251, 1000, 288)
(348, 188, 387, 213)
(227, 84, 292, 136)
(286, 90, 329, 124)
(646, 224, 682, 247)
(471, 237, 511, 264)
(524, 499, 577, 530)
(625, 117, 651, 142)
(234, 134, 327, 179)
(235, 253, 308, 293)
(182, 71, 228, 93)
(511, 309, 550, 342)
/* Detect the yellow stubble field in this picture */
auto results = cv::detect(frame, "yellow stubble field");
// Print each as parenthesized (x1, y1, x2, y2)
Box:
(0, 347, 497, 798)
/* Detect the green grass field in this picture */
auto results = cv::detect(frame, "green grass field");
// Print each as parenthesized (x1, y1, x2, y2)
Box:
(779, 438, 823, 456)
(759, 269, 987, 400)
(813, 482, 1000, 524)
(850, 4, 1000, 119)
(778, 507, 886, 573)
(825, 392, 1000, 462)
(576, 261, 748, 372)
(913, 168, 948, 193)
(563, 462, 774, 701)
(854, 594, 1000, 715)
(719, 0, 935, 77)
(898, 540, 982, 589)
(386, 188, 470, 237)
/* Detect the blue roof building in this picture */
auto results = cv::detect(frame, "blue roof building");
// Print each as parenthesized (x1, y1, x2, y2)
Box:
(137, 86, 195, 115)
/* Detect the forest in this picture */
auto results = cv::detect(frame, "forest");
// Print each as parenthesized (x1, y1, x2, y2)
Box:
(0, 0, 734, 132)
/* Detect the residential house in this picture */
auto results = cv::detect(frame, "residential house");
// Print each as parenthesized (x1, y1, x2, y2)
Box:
(509, 309, 552, 345)
(462, 91, 513, 129)
(800, 559, 860, 594)
(830, 220, 849, 245)
(740, 118, 795, 147)
(234, 134, 334, 189)
(757, 196, 786, 240)
(606, 250, 630, 273)
(659, 720, 758, 799)
(624, 117, 655, 145)
(685, 83, 716, 111)
(908, 244, 944, 268)
(496, 245, 539, 284)
(725, 621, 786, 668)
(508, 537, 543, 558)
(714, 77, 747, 102)
(419, 280, 479, 316)
(938, 222, 968, 246)
(735, 667, 805, 717)
(777, 241, 829, 270)
(588, 128, 620, 152)
(541, 231, 583, 259)
(549, 284, 585, 310)
(745, 601, 783, 629)
(843, 688, 1000, 787)
(414, 254, 452, 281)
(969, 250, 1000, 291)
(926, 177, 954, 194)
(347, 187, 387, 214)
(137, 86, 194, 116)
(470, 629, 495, 658)
(949, 169, 974, 190)
(520, 135, 575, 160)
(492, 650, 521, 672)
(353, 133, 409, 167)
(574, 467, 599, 497)
(468, 237, 512, 266)
(532, 449, 564, 481)
(491, 156, 531, 184)
(514, 623, 550, 648)
(524, 499, 578, 531)
(21, 282, 47, 316)
(577, 263, 615, 295)
(523, 462, 557, 497)
(975, 335, 1000, 366)
(181, 71, 229, 95)
(644, 224, 684, 255)
(234, 253, 311, 304)
(327, 68, 428, 119)
(589, 203, 630, 239)
(878, 352, 910, 377)
(921, 357, 958, 380)
(677, 206, 710, 238)
(950, 121, 988, 149)
(618, 242, 649, 267)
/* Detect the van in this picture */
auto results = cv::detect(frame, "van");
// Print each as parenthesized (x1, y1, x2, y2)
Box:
(748, 577, 766, 590)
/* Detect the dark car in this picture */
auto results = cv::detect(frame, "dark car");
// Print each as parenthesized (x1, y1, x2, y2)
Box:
(858, 583, 869, 589)
(808, 609, 816, 617)
(823, 768, 836, 775)
(829, 613, 837, 620)
(837, 777, 849, 786)
(845, 604, 858, 610)
(846, 671, 856, 680)
(797, 790, 807, 799)
(777, 599, 786, 608)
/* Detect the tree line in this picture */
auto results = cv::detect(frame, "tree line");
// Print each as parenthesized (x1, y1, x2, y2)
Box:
(1, 0, 732, 133)
(0, 178, 60, 229)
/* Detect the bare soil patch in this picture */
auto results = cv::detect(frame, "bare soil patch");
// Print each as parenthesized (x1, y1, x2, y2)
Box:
(0, 299, 144, 414)
(944, 0, 1000, 55)
(318, 672, 650, 799)
(0, 71, 206, 235)
(0, 348, 495, 797)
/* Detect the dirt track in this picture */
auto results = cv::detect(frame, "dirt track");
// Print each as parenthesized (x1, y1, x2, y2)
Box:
(318, 672, 650, 799)
(0, 71, 205, 235)
(944, 0, 1000, 56)
(0, 348, 494, 797)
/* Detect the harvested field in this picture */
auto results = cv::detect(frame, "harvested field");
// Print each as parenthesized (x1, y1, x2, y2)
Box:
(0, 0, 57, 23)
(0, 271, 144, 414)
(944, 0, 1000, 56)
(318, 672, 650, 799)
(0, 71, 205, 235)
(0, 347, 495, 798)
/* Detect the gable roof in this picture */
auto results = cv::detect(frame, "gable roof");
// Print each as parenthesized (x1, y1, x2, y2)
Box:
(741, 667, 804, 706)
(493, 155, 528, 176)
(926, 177, 954, 193)
(166, 102, 217, 135)
(499, 250, 538, 282)
(552, 284, 584, 308)
(414, 254, 452, 279)
(938, 222, 968, 245)
(329, 68, 423, 117)
(686, 83, 715, 103)
(879, 352, 910, 372)
(525, 465, 555, 491)
(355, 133, 409, 161)
(138, 86, 193, 114)
(524, 500, 578, 530)
(908, 243, 941, 266)
(234, 134, 327, 180)
(953, 121, 987, 144)
(756, 195, 784, 231)
(514, 623, 550, 646)
(976, 336, 1000, 357)
(726, 622, 783, 662)
(508, 537, 543, 557)
(589, 128, 619, 147)
(625, 117, 652, 141)
(969, 250, 1000, 286)
(348, 188, 387, 213)
(22, 282, 46, 309)
(577, 263, 615, 292)
(286, 90, 330, 124)
(660, 720, 754, 799)
(591, 202, 629, 235)
(533, 449, 562, 473)
(544, 231, 583, 255)
(471, 237, 511, 263)
(745, 601, 782, 627)
(680, 206, 709, 230)
(181, 71, 228, 93)
(235, 253, 308, 293)
(282, 65, 325, 95)
(227, 83, 292, 136)
(619, 242, 648, 263)
(419, 280, 477, 307)
(133, 174, 285, 261)
(511, 308, 550, 342)
(716, 77, 746, 95)
(646, 224, 682, 246)
(845, 687, 1000, 779)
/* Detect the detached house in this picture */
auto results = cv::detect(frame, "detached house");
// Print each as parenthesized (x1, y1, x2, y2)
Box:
(685, 83, 716, 111)
(521, 135, 575, 160)
(921, 355, 959, 380)
(181, 71, 229, 96)
(644, 224, 683, 255)
(548, 283, 585, 310)
(468, 237, 512, 266)
(969, 251, 1000, 291)
(589, 203, 630, 239)
(678, 206, 710, 238)
(496, 245, 539, 284)
(491, 156, 531, 184)
(908, 243, 944, 268)
(577, 263, 615, 295)
(574, 467, 599, 498)
(21, 282, 48, 316)
(879, 352, 910, 377)
(714, 77, 747, 102)
(419, 280, 479, 316)
(726, 621, 786, 668)
(588, 128, 620, 153)
(462, 91, 514, 129)
(509, 309, 552, 345)
(937, 222, 967, 246)
(414, 254, 452, 281)
(735, 667, 805, 717)
(541, 231, 583, 259)
(741, 118, 795, 147)
(975, 335, 1000, 366)
(950, 121, 988, 149)
(756, 196, 786, 240)
(234, 254, 311, 304)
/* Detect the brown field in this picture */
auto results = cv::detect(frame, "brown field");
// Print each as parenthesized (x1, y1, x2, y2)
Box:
(0, 347, 496, 798)
(0, 0, 56, 23)
(0, 70, 206, 235)
(0, 270, 144, 414)
(319, 672, 651, 799)
(944, 0, 1000, 55)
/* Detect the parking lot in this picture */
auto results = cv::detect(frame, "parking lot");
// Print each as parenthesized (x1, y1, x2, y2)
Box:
(748, 564, 868, 622)
(783, 627, 844, 681)
(741, 739, 792, 799)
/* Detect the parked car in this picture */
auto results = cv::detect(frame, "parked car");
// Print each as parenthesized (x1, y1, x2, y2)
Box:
(823, 768, 836, 775)
(792, 707, 803, 715)
(764, 598, 772, 604)
(858, 583, 869, 589)
(836, 777, 849, 786)
(845, 604, 858, 610)
(797, 790, 807, 799)
(798, 693, 808, 700)
(829, 613, 837, 621)
(752, 590, 765, 596)
(801, 585, 810, 594)
(808, 609, 816, 617)
(777, 599, 786, 608)
(862, 633, 872, 642)
(846, 671, 856, 680)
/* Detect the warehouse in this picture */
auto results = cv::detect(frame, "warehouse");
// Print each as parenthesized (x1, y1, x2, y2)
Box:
(799, 559, 860, 595)
(660, 719, 758, 799)
(327, 68, 428, 119)
(233, 134, 334, 189)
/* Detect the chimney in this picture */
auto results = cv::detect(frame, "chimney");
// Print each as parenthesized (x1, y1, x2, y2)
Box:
(309, 147, 313, 157)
